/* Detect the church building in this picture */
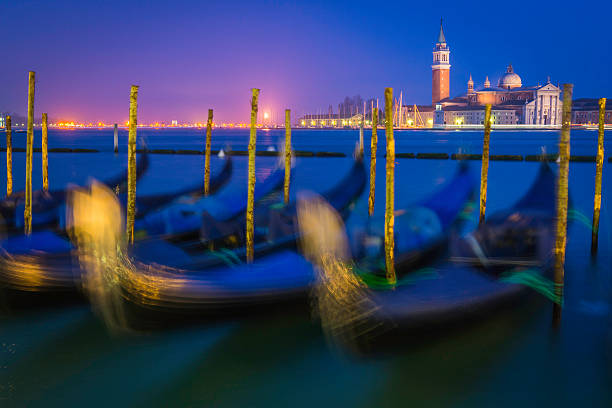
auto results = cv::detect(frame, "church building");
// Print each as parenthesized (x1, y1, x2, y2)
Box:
(431, 20, 563, 126)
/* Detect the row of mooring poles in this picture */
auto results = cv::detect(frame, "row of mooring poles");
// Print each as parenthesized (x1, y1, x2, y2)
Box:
(16, 71, 50, 234)
(7, 75, 603, 326)
(243, 93, 293, 260)
(474, 87, 576, 326)
(117, 85, 294, 258)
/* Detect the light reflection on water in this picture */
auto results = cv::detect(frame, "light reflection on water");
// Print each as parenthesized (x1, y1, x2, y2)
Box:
(0, 129, 611, 407)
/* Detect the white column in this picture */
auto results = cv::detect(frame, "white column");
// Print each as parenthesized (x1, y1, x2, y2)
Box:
(538, 95, 543, 124)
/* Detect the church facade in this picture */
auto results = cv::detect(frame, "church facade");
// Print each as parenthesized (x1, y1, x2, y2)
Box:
(431, 21, 563, 126)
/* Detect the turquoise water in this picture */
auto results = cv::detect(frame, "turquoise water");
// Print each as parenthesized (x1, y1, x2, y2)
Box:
(1, 129, 611, 407)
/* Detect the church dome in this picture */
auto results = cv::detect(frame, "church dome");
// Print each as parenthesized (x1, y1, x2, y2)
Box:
(498, 64, 522, 89)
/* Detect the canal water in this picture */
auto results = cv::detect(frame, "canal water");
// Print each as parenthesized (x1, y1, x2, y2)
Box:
(1, 128, 611, 407)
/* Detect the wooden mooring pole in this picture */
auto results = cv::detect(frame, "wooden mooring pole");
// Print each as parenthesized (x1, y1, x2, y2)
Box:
(42, 113, 49, 192)
(6, 115, 12, 197)
(246, 88, 260, 262)
(553, 83, 573, 327)
(24, 71, 35, 235)
(126, 85, 139, 244)
(479, 104, 492, 224)
(368, 107, 378, 216)
(284, 109, 291, 204)
(384, 88, 396, 285)
(204, 109, 213, 195)
(591, 98, 606, 254)
(359, 110, 364, 155)
(113, 123, 118, 153)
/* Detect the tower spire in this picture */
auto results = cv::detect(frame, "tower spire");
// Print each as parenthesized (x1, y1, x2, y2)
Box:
(468, 74, 474, 95)
(437, 18, 446, 43)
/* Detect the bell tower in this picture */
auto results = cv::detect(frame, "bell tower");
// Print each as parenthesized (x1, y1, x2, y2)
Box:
(467, 74, 474, 95)
(432, 18, 450, 105)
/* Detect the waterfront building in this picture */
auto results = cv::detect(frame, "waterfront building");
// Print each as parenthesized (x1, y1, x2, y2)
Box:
(0, 113, 5, 128)
(403, 105, 435, 127)
(434, 104, 518, 126)
(431, 21, 562, 126)
(297, 113, 366, 128)
(571, 98, 612, 124)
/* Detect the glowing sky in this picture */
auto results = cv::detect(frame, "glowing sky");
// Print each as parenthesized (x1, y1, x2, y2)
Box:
(1, 0, 610, 123)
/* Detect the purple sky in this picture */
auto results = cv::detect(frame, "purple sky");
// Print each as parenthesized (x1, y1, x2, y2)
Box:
(1, 0, 610, 123)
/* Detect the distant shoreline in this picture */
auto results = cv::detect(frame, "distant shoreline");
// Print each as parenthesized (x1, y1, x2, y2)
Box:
(1, 124, 609, 131)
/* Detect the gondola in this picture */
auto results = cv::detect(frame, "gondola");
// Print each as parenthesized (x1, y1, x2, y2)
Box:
(0, 152, 150, 232)
(128, 155, 232, 216)
(107, 162, 472, 326)
(340, 163, 557, 351)
(130, 157, 367, 268)
(134, 163, 285, 243)
(4, 155, 233, 234)
(0, 157, 232, 302)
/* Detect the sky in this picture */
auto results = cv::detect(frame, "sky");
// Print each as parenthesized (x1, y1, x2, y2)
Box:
(1, 0, 610, 124)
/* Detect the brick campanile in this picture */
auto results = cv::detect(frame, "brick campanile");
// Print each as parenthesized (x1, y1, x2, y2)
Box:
(432, 19, 450, 105)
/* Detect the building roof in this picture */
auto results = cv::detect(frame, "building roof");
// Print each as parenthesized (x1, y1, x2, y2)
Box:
(498, 64, 522, 89)
(439, 95, 469, 104)
(404, 105, 435, 112)
(476, 85, 540, 93)
(476, 86, 507, 92)
(572, 98, 610, 110)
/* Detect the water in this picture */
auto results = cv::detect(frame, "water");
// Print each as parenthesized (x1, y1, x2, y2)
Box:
(1, 128, 611, 407)
(6, 127, 612, 156)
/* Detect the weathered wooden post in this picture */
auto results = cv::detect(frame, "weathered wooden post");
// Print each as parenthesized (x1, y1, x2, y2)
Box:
(384, 88, 396, 285)
(553, 83, 573, 327)
(126, 85, 139, 244)
(113, 123, 118, 153)
(24, 71, 35, 235)
(368, 107, 378, 216)
(359, 110, 364, 155)
(42, 113, 49, 192)
(479, 104, 492, 224)
(246, 88, 260, 262)
(284, 109, 291, 204)
(204, 109, 213, 195)
(5, 115, 12, 197)
(591, 98, 606, 254)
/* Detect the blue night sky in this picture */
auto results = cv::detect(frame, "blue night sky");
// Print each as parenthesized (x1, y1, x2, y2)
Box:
(1, 0, 610, 123)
